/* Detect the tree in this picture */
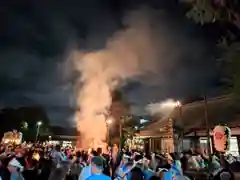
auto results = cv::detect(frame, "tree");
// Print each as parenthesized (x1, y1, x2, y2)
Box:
(185, 0, 240, 28)
(110, 90, 132, 146)
(183, 0, 240, 93)
(122, 116, 140, 140)
(21, 121, 28, 130)
(0, 106, 50, 140)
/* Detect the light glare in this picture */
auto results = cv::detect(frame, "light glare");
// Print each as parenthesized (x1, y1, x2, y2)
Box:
(37, 121, 42, 126)
(106, 119, 112, 124)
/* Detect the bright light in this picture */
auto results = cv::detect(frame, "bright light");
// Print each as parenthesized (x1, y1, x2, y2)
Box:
(49, 136, 52, 138)
(175, 101, 181, 107)
(106, 119, 112, 124)
(140, 119, 148, 124)
(37, 121, 42, 126)
(146, 99, 182, 117)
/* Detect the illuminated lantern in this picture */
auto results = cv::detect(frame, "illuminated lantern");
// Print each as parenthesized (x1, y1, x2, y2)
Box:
(213, 125, 231, 152)
(1, 131, 22, 145)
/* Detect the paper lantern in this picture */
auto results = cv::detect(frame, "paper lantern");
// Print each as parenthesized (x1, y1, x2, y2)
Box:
(213, 125, 231, 152)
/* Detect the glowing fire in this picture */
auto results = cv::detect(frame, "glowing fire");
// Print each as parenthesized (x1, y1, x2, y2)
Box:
(77, 136, 107, 151)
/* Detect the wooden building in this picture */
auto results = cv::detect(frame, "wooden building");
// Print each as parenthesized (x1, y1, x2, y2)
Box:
(41, 126, 78, 146)
(137, 94, 240, 154)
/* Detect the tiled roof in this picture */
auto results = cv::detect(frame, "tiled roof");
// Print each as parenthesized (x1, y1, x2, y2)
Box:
(170, 94, 240, 130)
(138, 94, 240, 136)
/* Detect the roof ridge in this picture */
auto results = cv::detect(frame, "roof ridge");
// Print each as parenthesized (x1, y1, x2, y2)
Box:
(181, 94, 234, 108)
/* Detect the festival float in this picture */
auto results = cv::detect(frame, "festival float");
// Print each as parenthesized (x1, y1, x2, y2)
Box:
(1, 130, 23, 145)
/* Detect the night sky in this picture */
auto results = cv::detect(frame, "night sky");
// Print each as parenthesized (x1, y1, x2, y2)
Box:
(0, 0, 222, 125)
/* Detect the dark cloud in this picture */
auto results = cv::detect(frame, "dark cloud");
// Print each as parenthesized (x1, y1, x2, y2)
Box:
(0, 0, 121, 125)
(118, 14, 220, 115)
(0, 0, 221, 125)
(0, 49, 75, 124)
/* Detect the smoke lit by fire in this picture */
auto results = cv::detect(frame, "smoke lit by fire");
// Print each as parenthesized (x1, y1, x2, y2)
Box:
(73, 7, 180, 149)
(145, 99, 181, 117)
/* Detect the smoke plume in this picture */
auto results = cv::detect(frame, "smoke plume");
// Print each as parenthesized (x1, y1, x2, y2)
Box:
(73, 7, 183, 148)
(145, 99, 179, 117)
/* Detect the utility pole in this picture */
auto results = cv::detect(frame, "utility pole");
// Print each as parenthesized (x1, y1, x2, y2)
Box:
(106, 123, 110, 145)
(106, 118, 112, 145)
(35, 121, 42, 142)
(204, 93, 212, 155)
(176, 101, 183, 152)
(119, 116, 123, 150)
(179, 105, 184, 151)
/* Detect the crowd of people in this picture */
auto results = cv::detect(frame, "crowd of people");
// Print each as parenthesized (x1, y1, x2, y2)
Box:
(0, 141, 239, 180)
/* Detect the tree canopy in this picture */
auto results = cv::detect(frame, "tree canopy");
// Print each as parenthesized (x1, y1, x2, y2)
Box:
(183, 0, 240, 93)
(0, 106, 50, 140)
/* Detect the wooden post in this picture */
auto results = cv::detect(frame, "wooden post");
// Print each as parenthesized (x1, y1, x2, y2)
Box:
(179, 105, 184, 151)
(107, 124, 110, 145)
(237, 136, 240, 155)
(119, 119, 122, 150)
(204, 93, 212, 155)
(149, 138, 152, 152)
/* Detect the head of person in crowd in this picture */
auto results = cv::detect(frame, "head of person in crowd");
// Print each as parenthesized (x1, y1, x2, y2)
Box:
(68, 155, 73, 160)
(149, 176, 161, 180)
(55, 144, 61, 152)
(81, 152, 88, 164)
(180, 151, 190, 171)
(87, 150, 97, 164)
(92, 150, 98, 156)
(130, 167, 144, 180)
(76, 151, 81, 158)
(134, 153, 142, 162)
(90, 156, 104, 174)
(74, 151, 81, 164)
(97, 148, 102, 156)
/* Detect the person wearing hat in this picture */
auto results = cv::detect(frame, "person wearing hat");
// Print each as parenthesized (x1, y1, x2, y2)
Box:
(7, 158, 25, 180)
(86, 156, 111, 180)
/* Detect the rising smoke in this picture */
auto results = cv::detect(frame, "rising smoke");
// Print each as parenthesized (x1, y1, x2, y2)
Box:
(73, 7, 185, 148)
(145, 99, 179, 117)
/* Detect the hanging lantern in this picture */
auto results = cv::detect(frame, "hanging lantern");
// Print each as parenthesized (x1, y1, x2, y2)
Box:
(213, 125, 231, 153)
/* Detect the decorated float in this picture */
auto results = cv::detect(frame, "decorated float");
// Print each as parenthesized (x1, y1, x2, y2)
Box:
(1, 130, 23, 145)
